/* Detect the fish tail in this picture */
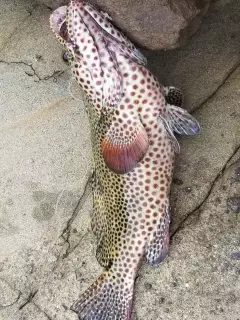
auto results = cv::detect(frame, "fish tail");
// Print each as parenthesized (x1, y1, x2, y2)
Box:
(71, 271, 134, 320)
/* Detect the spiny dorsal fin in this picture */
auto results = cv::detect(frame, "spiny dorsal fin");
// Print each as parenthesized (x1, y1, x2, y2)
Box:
(164, 86, 183, 107)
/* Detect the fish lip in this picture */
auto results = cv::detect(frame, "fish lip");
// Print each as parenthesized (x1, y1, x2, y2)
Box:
(50, 6, 67, 36)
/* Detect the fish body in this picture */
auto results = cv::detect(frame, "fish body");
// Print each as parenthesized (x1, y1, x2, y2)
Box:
(50, 1, 200, 319)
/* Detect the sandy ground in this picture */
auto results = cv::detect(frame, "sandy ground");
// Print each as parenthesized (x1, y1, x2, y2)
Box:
(0, 0, 239, 319)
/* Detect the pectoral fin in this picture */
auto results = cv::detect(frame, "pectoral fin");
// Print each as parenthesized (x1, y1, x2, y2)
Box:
(101, 116, 149, 174)
(161, 117, 180, 153)
(166, 104, 200, 136)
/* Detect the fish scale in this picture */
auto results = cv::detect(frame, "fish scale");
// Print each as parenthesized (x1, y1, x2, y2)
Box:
(50, 1, 200, 319)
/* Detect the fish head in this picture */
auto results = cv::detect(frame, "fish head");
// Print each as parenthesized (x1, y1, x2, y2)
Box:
(50, 0, 146, 61)
(50, 0, 147, 111)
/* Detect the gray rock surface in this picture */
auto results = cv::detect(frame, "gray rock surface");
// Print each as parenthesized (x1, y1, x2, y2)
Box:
(36, 0, 210, 50)
(144, 0, 240, 111)
(37, 0, 67, 8)
(0, 0, 239, 320)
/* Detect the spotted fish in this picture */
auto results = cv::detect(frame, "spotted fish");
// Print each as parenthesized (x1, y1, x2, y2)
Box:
(50, 1, 200, 319)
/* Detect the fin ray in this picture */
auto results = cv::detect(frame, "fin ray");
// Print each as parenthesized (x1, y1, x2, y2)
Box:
(71, 272, 133, 320)
(102, 115, 149, 174)
(160, 117, 180, 153)
(91, 172, 113, 268)
(146, 200, 170, 266)
(96, 235, 113, 268)
(91, 172, 106, 240)
(167, 104, 200, 136)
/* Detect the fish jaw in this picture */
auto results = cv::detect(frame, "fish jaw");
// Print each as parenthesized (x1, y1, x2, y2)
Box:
(49, 5, 67, 39)
(49, 5, 75, 61)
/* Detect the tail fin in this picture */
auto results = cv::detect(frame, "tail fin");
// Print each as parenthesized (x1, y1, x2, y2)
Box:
(71, 271, 134, 320)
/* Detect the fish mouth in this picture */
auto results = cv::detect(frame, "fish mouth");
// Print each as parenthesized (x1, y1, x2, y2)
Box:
(50, 6, 68, 42)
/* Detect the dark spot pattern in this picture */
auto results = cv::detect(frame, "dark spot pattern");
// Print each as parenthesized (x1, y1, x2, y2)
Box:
(50, 1, 179, 319)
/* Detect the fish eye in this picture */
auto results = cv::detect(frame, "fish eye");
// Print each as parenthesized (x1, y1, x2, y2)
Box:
(62, 52, 69, 62)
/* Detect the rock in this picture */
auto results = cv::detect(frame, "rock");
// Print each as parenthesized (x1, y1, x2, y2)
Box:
(0, 279, 20, 308)
(37, 0, 210, 50)
(37, 0, 67, 9)
(233, 166, 240, 183)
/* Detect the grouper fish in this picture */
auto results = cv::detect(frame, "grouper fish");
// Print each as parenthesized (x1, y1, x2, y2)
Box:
(50, 1, 200, 319)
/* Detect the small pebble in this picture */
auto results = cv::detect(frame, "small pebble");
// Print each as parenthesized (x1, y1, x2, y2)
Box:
(185, 187, 192, 193)
(173, 178, 183, 185)
(227, 197, 240, 213)
(159, 297, 165, 303)
(234, 166, 240, 183)
(215, 197, 221, 204)
(63, 52, 69, 62)
(144, 283, 152, 290)
(230, 252, 240, 260)
(230, 166, 240, 184)
(35, 54, 43, 61)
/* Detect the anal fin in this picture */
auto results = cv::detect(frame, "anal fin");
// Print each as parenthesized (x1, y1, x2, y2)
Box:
(91, 172, 106, 241)
(146, 202, 170, 266)
(96, 234, 113, 269)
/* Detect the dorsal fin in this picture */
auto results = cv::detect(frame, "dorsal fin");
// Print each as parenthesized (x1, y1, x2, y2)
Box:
(164, 86, 183, 107)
